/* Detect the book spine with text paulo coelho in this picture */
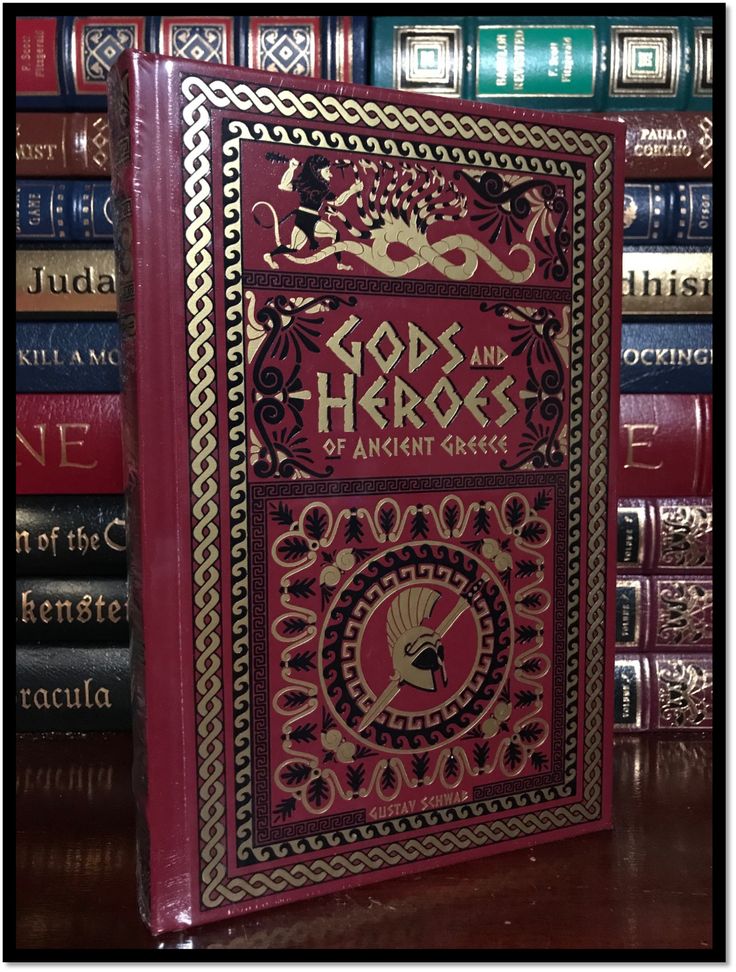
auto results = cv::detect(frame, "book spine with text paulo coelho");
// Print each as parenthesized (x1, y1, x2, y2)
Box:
(109, 52, 624, 933)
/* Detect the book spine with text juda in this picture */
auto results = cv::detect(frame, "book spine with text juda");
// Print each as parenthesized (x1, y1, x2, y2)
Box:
(17, 110, 714, 181)
(616, 498, 712, 574)
(613, 654, 713, 731)
(16, 247, 117, 316)
(370, 16, 712, 110)
(618, 394, 712, 497)
(615, 575, 712, 651)
(16, 15, 367, 109)
(16, 646, 131, 732)
(15, 393, 124, 494)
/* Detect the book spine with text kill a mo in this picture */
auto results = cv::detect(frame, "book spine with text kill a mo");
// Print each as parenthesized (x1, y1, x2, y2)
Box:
(16, 320, 121, 394)
(109, 51, 623, 932)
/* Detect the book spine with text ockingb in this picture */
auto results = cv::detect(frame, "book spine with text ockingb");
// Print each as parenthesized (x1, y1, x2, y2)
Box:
(619, 320, 712, 394)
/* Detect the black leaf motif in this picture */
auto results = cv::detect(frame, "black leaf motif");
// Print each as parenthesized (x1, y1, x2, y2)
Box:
(278, 536, 310, 561)
(473, 741, 490, 769)
(282, 690, 310, 710)
(520, 521, 545, 544)
(380, 762, 397, 789)
(305, 508, 328, 541)
(520, 592, 543, 609)
(344, 515, 363, 544)
(289, 723, 317, 744)
(444, 753, 459, 780)
(274, 796, 297, 821)
(464, 539, 484, 553)
(520, 657, 544, 674)
(283, 617, 308, 635)
(530, 752, 548, 770)
(499, 681, 511, 705)
(505, 497, 525, 527)
(516, 625, 538, 644)
(288, 578, 316, 599)
(411, 508, 430, 539)
(354, 547, 378, 563)
(518, 722, 544, 743)
(270, 501, 295, 526)
(473, 505, 491, 535)
(307, 775, 331, 807)
(282, 762, 312, 786)
(354, 745, 376, 760)
(322, 710, 336, 732)
(514, 689, 539, 708)
(443, 503, 460, 534)
(504, 739, 523, 770)
(379, 506, 396, 537)
(516, 560, 539, 579)
(412, 752, 431, 780)
(533, 490, 551, 512)
(288, 650, 316, 672)
(346, 763, 365, 792)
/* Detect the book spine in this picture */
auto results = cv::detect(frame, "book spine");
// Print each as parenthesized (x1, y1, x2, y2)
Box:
(623, 183, 712, 245)
(108, 53, 151, 926)
(617, 497, 713, 573)
(16, 577, 129, 644)
(603, 111, 713, 179)
(17, 16, 366, 109)
(622, 248, 712, 316)
(619, 394, 712, 496)
(16, 495, 127, 577)
(615, 575, 712, 651)
(620, 320, 712, 394)
(16, 181, 113, 242)
(16, 113, 110, 177)
(371, 16, 712, 110)
(16, 247, 117, 316)
(613, 653, 713, 731)
(16, 646, 131, 732)
(15, 393, 124, 494)
(16, 320, 121, 393)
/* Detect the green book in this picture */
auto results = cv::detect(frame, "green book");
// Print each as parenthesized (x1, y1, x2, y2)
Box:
(371, 15, 713, 110)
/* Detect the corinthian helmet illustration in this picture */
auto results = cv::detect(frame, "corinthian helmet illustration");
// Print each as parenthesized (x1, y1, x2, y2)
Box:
(386, 587, 447, 692)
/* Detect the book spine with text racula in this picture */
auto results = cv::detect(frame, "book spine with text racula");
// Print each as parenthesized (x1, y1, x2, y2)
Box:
(16, 16, 367, 109)
(618, 394, 712, 496)
(16, 321, 121, 393)
(18, 110, 714, 182)
(16, 495, 127, 577)
(615, 575, 712, 651)
(371, 16, 713, 110)
(16, 646, 131, 732)
(620, 320, 712, 394)
(16, 393, 124, 494)
(613, 654, 713, 731)
(623, 184, 712, 245)
(16, 247, 116, 316)
(16, 112, 110, 177)
(16, 577, 128, 644)
(616, 497, 712, 574)
(16, 181, 113, 242)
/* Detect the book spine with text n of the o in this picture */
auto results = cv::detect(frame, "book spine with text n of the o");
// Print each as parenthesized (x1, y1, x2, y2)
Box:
(109, 51, 623, 933)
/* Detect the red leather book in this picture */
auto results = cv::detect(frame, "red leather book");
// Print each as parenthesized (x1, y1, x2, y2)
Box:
(617, 498, 712, 574)
(15, 394, 123, 494)
(614, 654, 713, 731)
(109, 50, 624, 933)
(16, 113, 110, 177)
(619, 394, 712, 497)
(602, 112, 713, 180)
(615, 575, 712, 651)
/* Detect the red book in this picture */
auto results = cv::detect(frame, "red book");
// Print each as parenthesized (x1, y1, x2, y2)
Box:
(15, 394, 123, 494)
(619, 395, 712, 497)
(614, 654, 713, 731)
(109, 51, 624, 933)
(615, 575, 712, 651)
(617, 497, 712, 574)
(602, 112, 713, 180)
(15, 113, 110, 177)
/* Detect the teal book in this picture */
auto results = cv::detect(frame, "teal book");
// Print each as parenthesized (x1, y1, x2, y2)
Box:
(371, 15, 713, 110)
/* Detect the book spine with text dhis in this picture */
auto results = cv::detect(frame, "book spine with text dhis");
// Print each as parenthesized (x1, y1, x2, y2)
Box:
(15, 393, 124, 494)
(618, 394, 712, 497)
(16, 15, 367, 109)
(616, 497, 712, 574)
(620, 320, 712, 394)
(16, 320, 121, 393)
(615, 575, 712, 651)
(16, 495, 127, 577)
(371, 16, 712, 110)
(621, 247, 712, 316)
(613, 654, 713, 731)
(16, 646, 131, 732)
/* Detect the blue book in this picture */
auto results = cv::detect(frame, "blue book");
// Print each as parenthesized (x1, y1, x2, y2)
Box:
(16, 181, 112, 241)
(16, 320, 121, 393)
(620, 320, 712, 393)
(623, 183, 712, 245)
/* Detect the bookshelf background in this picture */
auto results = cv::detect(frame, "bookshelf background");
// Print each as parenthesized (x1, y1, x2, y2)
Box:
(14, 12, 718, 953)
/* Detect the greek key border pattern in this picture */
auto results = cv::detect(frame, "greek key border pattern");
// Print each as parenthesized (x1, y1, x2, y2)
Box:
(180, 73, 613, 910)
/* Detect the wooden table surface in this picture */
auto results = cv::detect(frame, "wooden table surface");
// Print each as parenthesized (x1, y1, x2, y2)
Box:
(16, 732, 717, 955)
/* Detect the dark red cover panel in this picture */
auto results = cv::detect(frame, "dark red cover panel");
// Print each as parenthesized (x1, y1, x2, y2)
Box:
(109, 51, 624, 934)
(15, 393, 123, 494)
(619, 394, 712, 497)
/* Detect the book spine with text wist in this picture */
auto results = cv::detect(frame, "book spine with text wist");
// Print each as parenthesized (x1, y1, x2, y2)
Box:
(109, 51, 623, 933)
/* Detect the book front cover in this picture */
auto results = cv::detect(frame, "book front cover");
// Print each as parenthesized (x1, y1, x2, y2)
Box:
(109, 53, 623, 933)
